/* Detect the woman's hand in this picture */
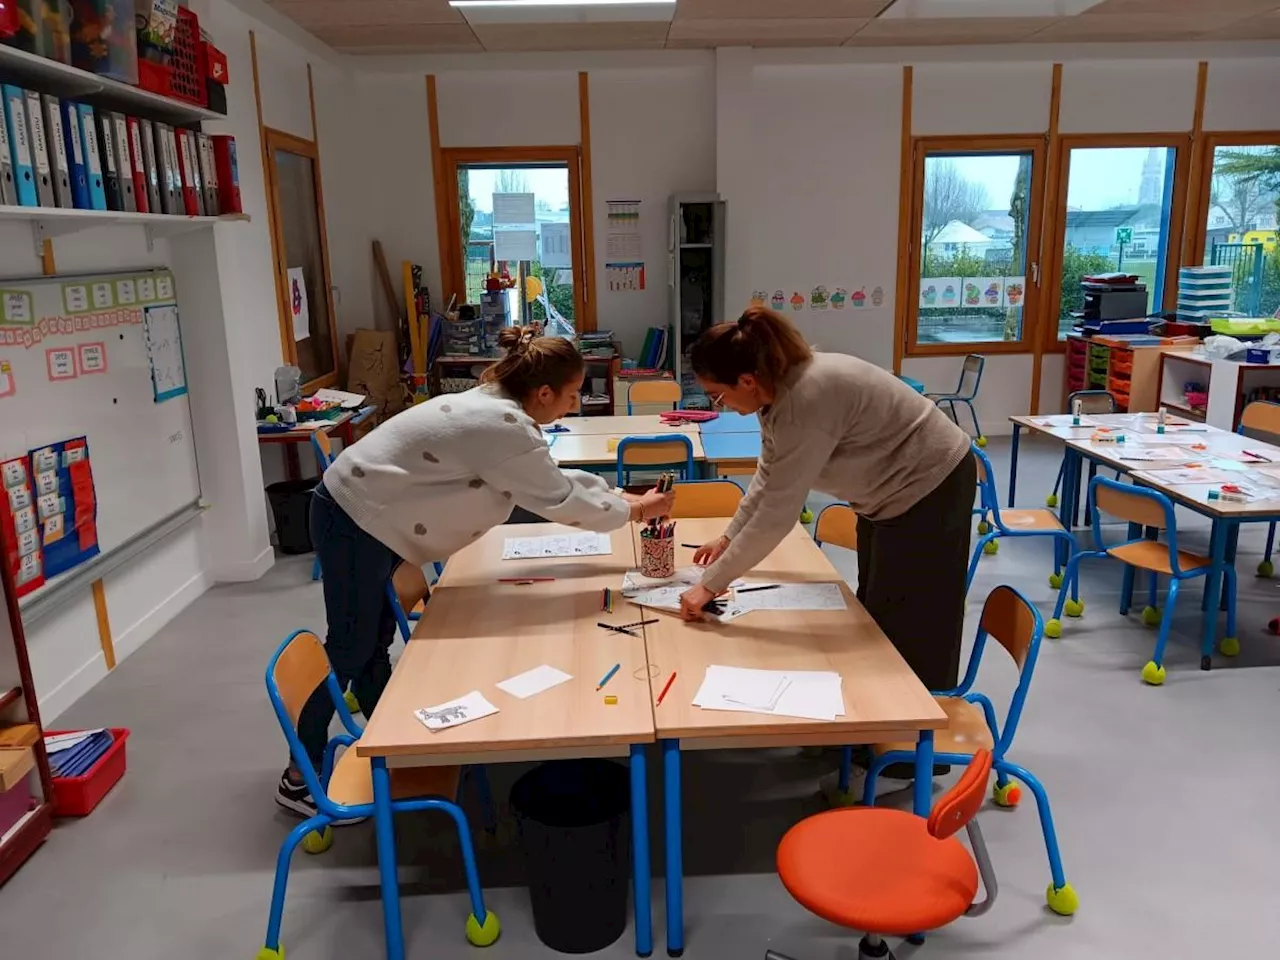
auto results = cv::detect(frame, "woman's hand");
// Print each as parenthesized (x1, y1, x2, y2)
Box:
(679, 584, 718, 622)
(692, 535, 731, 566)
(636, 486, 676, 521)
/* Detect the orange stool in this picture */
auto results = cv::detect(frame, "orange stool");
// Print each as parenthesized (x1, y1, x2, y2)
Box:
(771, 751, 997, 960)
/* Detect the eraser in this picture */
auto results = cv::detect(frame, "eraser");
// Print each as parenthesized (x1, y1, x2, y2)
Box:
(604, 695, 618, 705)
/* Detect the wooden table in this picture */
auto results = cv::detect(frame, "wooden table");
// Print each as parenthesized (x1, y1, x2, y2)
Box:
(257, 408, 372, 480)
(636, 519, 947, 957)
(546, 414, 698, 436)
(357, 524, 657, 958)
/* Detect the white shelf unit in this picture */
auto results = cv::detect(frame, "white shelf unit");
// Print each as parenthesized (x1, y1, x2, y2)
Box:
(0, 43, 222, 124)
(0, 206, 249, 255)
(1158, 351, 1280, 430)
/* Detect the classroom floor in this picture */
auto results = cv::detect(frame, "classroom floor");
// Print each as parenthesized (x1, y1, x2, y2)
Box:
(4, 435, 1280, 959)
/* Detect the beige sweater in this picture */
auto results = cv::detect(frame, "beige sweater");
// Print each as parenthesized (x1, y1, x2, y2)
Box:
(703, 352, 971, 593)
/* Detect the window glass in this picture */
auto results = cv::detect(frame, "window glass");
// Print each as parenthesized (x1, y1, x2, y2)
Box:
(1203, 144, 1280, 319)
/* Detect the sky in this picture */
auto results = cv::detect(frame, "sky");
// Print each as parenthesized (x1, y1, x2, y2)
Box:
(466, 167, 571, 214)
(944, 147, 1165, 212)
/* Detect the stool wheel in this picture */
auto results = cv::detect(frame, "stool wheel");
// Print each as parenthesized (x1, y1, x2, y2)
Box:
(906, 933, 926, 945)
(1046, 882, 1079, 916)
(302, 826, 333, 855)
(857, 936, 894, 960)
(465, 910, 501, 947)
(1141, 605, 1161, 627)
(1141, 661, 1166, 686)
(1200, 654, 1212, 672)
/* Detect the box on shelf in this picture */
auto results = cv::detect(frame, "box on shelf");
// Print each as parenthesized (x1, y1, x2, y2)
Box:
(5, 0, 72, 63)
(68, 0, 137, 84)
(0, 753, 36, 837)
(46, 727, 129, 817)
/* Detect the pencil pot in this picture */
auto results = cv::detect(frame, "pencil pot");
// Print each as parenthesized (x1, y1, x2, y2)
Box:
(640, 534, 674, 579)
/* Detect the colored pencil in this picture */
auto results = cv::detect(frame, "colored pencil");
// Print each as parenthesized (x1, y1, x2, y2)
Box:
(498, 577, 556, 584)
(597, 663, 621, 690)
(681, 543, 700, 549)
(736, 584, 780, 594)
(656, 671, 677, 706)
(598, 622, 638, 637)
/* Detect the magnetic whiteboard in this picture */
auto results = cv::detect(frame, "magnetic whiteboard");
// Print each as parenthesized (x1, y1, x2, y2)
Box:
(0, 268, 200, 599)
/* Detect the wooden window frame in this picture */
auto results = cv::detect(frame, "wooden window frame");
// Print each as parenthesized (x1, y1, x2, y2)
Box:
(1039, 132, 1192, 355)
(263, 127, 340, 391)
(904, 135, 1048, 358)
(1185, 130, 1280, 268)
(437, 145, 592, 333)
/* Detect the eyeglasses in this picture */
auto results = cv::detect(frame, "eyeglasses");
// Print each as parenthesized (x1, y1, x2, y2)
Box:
(707, 391, 726, 409)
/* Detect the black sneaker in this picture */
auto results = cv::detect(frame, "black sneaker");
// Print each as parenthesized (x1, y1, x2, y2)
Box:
(275, 771, 367, 826)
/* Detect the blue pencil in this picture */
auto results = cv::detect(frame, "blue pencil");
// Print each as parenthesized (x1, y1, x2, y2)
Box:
(596, 663, 621, 690)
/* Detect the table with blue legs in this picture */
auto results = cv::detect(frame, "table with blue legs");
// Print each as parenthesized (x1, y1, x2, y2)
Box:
(697, 411, 761, 434)
(358, 524, 658, 959)
(633, 521, 948, 957)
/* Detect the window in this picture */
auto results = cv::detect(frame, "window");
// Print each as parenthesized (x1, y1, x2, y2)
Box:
(264, 129, 339, 388)
(1201, 140, 1280, 319)
(1048, 140, 1185, 343)
(440, 148, 588, 337)
(907, 138, 1046, 354)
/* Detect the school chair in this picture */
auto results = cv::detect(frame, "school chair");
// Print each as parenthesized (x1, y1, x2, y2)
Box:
(813, 503, 857, 551)
(1046, 476, 1239, 685)
(854, 585, 1077, 920)
(1045, 390, 1117, 511)
(670, 479, 743, 518)
(970, 446, 1078, 595)
(769, 751, 1003, 960)
(1238, 400, 1280, 576)
(616, 434, 695, 487)
(926, 353, 986, 446)
(627, 379, 682, 414)
(260, 629, 500, 960)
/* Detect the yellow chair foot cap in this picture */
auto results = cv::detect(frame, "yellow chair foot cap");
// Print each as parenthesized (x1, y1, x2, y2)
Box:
(1046, 883, 1079, 916)
(1045, 494, 1059, 508)
(256, 947, 284, 960)
(1141, 661, 1166, 686)
(1257, 560, 1274, 578)
(822, 783, 859, 808)
(976, 436, 988, 447)
(466, 911, 501, 947)
(983, 540, 999, 555)
(1220, 636, 1241, 657)
(344, 690, 362, 715)
(1141, 605, 1161, 627)
(1048, 573, 1063, 589)
(800, 508, 815, 524)
(992, 782, 1022, 808)
(302, 826, 333, 855)
(977, 521, 991, 535)
(1064, 598, 1084, 618)
(1045, 619, 1063, 639)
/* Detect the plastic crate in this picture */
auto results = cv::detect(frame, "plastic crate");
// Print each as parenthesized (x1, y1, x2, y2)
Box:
(46, 727, 130, 817)
(168, 6, 207, 106)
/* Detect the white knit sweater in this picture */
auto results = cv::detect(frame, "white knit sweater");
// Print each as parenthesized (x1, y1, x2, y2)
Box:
(322, 384, 631, 564)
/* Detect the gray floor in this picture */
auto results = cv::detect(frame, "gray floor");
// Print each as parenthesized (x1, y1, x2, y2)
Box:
(4, 435, 1280, 959)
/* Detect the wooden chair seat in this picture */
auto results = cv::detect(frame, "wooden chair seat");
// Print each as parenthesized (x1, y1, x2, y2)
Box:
(1107, 541, 1210, 576)
(872, 696, 994, 757)
(327, 748, 461, 807)
(999, 509, 1064, 531)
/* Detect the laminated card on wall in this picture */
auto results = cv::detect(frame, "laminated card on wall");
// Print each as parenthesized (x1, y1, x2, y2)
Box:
(143, 303, 188, 402)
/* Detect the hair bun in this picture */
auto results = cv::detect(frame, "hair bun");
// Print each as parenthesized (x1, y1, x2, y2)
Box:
(497, 326, 536, 354)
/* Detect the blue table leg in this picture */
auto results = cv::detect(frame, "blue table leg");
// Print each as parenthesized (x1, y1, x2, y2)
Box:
(662, 739, 684, 958)
(1200, 519, 1230, 670)
(913, 730, 934, 818)
(371, 756, 406, 960)
(630, 744, 653, 958)
(1008, 424, 1021, 508)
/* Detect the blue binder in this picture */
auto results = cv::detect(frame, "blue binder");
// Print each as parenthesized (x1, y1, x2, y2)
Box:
(75, 102, 107, 210)
(61, 100, 90, 209)
(2, 84, 38, 207)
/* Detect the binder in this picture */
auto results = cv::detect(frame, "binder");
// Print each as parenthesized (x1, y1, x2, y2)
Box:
(41, 95, 72, 208)
(210, 134, 241, 214)
(60, 100, 89, 209)
(75, 104, 107, 211)
(23, 89, 55, 207)
(175, 127, 200, 215)
(94, 108, 121, 211)
(196, 132, 217, 215)
(125, 116, 148, 214)
(1, 85, 36, 206)
(0, 94, 15, 206)
(138, 118, 161, 215)
(110, 112, 135, 212)
(158, 123, 181, 214)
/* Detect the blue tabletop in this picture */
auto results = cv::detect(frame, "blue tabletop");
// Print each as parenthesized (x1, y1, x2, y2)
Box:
(701, 432, 761, 462)
(698, 412, 761, 434)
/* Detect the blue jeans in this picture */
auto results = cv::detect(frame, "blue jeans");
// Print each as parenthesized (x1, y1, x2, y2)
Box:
(296, 482, 399, 772)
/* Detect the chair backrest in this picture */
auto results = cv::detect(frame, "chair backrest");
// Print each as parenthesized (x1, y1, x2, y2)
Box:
(388, 561, 430, 642)
(1239, 400, 1280, 439)
(312, 431, 334, 472)
(928, 749, 993, 840)
(1067, 389, 1117, 416)
(671, 480, 743, 518)
(813, 503, 857, 550)
(1088, 476, 1186, 575)
(628, 380, 682, 413)
(971, 444, 1003, 527)
(616, 434, 695, 486)
(956, 354, 985, 399)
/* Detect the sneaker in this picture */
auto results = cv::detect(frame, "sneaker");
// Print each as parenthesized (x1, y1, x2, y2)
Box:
(275, 771, 366, 826)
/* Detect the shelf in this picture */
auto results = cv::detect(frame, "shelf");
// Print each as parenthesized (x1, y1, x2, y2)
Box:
(679, 243, 713, 249)
(0, 206, 249, 254)
(0, 802, 52, 887)
(1160, 401, 1207, 423)
(0, 44, 223, 124)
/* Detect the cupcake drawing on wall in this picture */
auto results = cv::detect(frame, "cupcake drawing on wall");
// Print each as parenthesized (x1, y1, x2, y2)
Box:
(1005, 281, 1025, 306)
(810, 286, 830, 310)
(921, 284, 938, 307)
(871, 286, 884, 306)
(790, 292, 806, 311)
(964, 282, 981, 306)
(851, 287, 867, 308)
(942, 282, 958, 306)
(771, 290, 786, 311)
(984, 281, 1002, 305)
(830, 288, 848, 309)
(750, 290, 767, 307)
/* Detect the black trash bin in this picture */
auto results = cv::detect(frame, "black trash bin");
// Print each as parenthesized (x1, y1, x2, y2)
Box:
(266, 478, 318, 554)
(510, 759, 631, 954)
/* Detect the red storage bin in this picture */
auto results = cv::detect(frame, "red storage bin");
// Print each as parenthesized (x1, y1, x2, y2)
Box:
(204, 41, 227, 84)
(168, 6, 207, 106)
(45, 727, 130, 817)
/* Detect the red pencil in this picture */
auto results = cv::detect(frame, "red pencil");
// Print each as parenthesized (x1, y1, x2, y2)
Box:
(655, 671, 677, 706)
(497, 577, 556, 584)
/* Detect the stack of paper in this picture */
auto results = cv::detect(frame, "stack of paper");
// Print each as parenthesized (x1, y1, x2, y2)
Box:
(693, 665, 845, 721)
(502, 532, 612, 559)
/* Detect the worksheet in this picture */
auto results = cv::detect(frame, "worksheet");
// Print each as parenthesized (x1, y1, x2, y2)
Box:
(693, 665, 845, 721)
(733, 582, 848, 612)
(502, 532, 612, 559)
(414, 691, 499, 731)
(1133, 467, 1239, 486)
(1115, 447, 1202, 462)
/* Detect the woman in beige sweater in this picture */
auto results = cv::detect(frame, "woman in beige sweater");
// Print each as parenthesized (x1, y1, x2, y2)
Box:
(680, 307, 975, 694)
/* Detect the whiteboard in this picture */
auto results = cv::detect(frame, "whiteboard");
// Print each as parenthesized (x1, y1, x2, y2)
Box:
(0, 268, 200, 600)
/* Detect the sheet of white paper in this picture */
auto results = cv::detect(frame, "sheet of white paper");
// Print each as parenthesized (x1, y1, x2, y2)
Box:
(312, 387, 367, 409)
(693, 666, 844, 721)
(540, 221, 573, 268)
(287, 266, 310, 341)
(493, 192, 535, 225)
(496, 665, 573, 700)
(494, 228, 537, 262)
(733, 582, 848, 612)
(1115, 447, 1202, 462)
(414, 691, 499, 731)
(1031, 414, 1100, 428)
(502, 532, 613, 560)
(44, 728, 106, 754)
(621, 567, 745, 597)
(1133, 467, 1239, 486)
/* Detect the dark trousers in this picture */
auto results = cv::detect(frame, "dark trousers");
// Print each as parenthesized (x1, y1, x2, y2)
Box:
(296, 484, 399, 773)
(856, 453, 976, 693)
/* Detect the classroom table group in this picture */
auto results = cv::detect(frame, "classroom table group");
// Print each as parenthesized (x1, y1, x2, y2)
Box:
(356, 517, 946, 960)
(547, 411, 762, 477)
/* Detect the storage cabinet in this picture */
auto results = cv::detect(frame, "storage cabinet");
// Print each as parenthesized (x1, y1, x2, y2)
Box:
(1158, 352, 1280, 430)
(668, 194, 726, 396)
(1063, 334, 1197, 413)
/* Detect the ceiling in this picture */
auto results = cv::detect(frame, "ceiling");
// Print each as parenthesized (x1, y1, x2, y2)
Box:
(263, 0, 1280, 54)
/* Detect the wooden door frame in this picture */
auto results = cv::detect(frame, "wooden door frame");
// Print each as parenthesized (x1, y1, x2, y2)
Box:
(437, 145, 591, 332)
(904, 135, 1048, 358)
(262, 127, 341, 391)
(1039, 132, 1192, 355)
(1185, 130, 1280, 266)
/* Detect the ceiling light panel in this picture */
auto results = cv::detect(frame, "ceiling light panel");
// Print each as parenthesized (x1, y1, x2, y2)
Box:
(450, 0, 677, 24)
(879, 0, 1105, 18)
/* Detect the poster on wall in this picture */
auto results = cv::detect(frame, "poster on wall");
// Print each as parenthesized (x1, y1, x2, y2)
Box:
(1003, 277, 1026, 308)
(920, 277, 960, 309)
(540, 222, 573, 269)
(494, 229, 537, 262)
(287, 267, 310, 342)
(605, 200, 642, 261)
(967, 277, 1005, 307)
(493, 192, 536, 226)
(143, 304, 188, 403)
(605, 262, 645, 292)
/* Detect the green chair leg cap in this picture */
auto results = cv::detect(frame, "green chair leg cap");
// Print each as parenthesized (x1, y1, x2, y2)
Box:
(992, 781, 1022, 808)
(1045, 494, 1059, 508)
(302, 826, 333, 855)
(1141, 605, 1161, 627)
(983, 539, 999, 555)
(977, 521, 991, 535)
(976, 436, 988, 447)
(1141, 661, 1166, 686)
(1046, 883, 1079, 917)
(1048, 572, 1063, 589)
(256, 947, 284, 960)
(800, 508, 815, 525)
(1257, 560, 1274, 578)
(821, 782, 859, 808)
(344, 690, 361, 715)
(1220, 636, 1241, 657)
(466, 911, 501, 947)
(1044, 618, 1063, 639)
(1064, 598, 1084, 618)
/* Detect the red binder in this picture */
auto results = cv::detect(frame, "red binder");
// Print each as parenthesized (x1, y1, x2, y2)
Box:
(210, 134, 241, 214)
(174, 128, 199, 215)
(125, 116, 149, 213)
